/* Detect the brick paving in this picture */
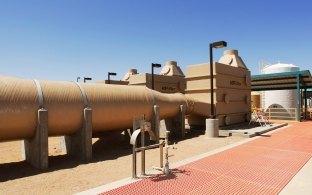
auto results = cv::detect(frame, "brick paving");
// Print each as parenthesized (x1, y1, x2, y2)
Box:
(101, 121, 312, 195)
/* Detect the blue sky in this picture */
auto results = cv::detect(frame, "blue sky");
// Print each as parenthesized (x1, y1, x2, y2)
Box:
(0, 0, 311, 81)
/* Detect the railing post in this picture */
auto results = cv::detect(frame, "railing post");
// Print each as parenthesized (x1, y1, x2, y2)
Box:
(295, 108, 297, 120)
(296, 74, 301, 121)
(132, 142, 137, 178)
(141, 128, 146, 176)
(304, 88, 307, 120)
(159, 141, 163, 168)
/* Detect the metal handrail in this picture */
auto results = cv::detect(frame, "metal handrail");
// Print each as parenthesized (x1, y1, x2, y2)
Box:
(262, 107, 297, 120)
(130, 118, 170, 179)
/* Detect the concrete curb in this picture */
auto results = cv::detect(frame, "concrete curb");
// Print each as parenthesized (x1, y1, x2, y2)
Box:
(219, 123, 288, 138)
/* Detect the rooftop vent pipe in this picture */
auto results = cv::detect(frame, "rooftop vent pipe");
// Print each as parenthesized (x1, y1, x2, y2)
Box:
(219, 49, 248, 69)
(160, 61, 185, 77)
(122, 69, 138, 81)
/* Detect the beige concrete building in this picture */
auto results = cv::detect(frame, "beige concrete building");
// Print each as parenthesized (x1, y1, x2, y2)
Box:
(186, 50, 251, 126)
(126, 61, 186, 94)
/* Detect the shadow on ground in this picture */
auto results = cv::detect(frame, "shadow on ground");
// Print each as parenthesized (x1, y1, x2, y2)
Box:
(148, 168, 190, 182)
(220, 122, 263, 130)
(0, 129, 205, 182)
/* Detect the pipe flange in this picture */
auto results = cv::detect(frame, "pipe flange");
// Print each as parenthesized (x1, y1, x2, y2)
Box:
(74, 82, 89, 108)
(34, 80, 44, 109)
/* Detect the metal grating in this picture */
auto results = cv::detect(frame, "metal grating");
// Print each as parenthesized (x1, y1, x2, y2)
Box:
(101, 121, 312, 195)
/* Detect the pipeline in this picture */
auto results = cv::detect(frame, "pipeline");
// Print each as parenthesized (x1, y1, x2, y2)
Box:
(0, 76, 208, 141)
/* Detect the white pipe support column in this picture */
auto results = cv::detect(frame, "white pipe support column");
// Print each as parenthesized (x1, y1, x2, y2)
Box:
(179, 105, 186, 138)
(65, 108, 92, 161)
(169, 104, 186, 138)
(23, 108, 49, 169)
(152, 105, 160, 142)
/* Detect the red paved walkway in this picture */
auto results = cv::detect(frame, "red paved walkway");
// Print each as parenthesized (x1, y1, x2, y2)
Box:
(101, 121, 312, 195)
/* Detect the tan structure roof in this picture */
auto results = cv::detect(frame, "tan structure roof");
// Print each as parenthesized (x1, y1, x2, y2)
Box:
(122, 69, 138, 81)
(160, 61, 185, 77)
(219, 50, 248, 69)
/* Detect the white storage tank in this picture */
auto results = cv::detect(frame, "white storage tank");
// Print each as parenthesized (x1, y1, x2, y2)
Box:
(262, 63, 299, 119)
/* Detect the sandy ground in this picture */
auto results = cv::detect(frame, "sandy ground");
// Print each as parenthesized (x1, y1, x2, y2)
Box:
(0, 130, 245, 194)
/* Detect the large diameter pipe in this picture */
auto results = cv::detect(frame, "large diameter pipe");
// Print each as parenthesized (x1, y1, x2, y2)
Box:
(0, 76, 206, 141)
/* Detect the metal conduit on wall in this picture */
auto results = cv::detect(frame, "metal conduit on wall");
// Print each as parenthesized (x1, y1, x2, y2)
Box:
(0, 76, 207, 141)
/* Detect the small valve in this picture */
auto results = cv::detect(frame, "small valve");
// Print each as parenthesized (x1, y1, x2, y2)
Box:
(171, 142, 177, 150)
